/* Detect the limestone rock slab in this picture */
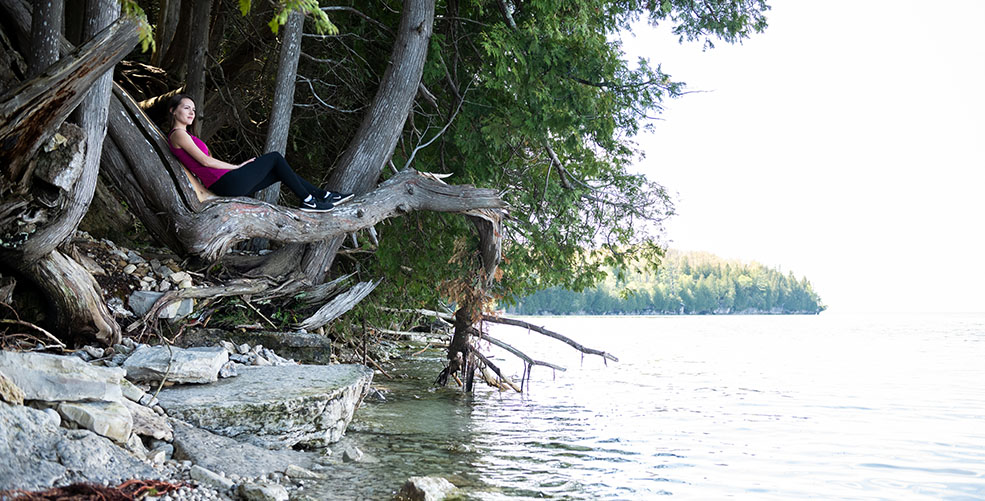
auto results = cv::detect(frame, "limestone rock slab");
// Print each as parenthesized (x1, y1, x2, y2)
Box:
(122, 398, 173, 441)
(123, 345, 228, 384)
(0, 350, 124, 403)
(57, 401, 133, 443)
(0, 401, 66, 490)
(170, 420, 313, 478)
(158, 365, 372, 449)
(0, 370, 25, 405)
(0, 402, 157, 491)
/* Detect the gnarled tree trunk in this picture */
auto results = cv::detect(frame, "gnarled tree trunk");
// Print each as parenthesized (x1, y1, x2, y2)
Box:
(0, 2, 137, 345)
(99, 83, 504, 264)
(1, 0, 502, 347)
(250, 8, 303, 250)
(259, 0, 437, 283)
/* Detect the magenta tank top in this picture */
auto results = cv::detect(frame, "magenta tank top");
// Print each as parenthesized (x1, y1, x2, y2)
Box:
(168, 130, 229, 188)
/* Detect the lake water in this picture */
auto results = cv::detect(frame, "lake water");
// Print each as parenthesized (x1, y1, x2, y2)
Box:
(307, 313, 985, 500)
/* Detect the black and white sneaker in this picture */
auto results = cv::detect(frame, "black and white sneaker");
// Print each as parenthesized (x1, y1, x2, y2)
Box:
(322, 191, 354, 205)
(300, 198, 334, 212)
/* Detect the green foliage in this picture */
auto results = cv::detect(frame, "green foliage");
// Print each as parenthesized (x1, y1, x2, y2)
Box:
(237, 0, 338, 35)
(371, 0, 769, 310)
(506, 249, 826, 315)
(171, 0, 771, 318)
(119, 0, 155, 52)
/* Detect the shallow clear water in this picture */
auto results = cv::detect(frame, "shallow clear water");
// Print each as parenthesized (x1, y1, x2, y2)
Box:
(307, 313, 985, 500)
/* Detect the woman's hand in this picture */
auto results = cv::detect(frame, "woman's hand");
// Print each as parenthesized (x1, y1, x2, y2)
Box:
(236, 157, 256, 168)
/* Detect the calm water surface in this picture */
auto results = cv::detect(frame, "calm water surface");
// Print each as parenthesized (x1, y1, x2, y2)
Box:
(308, 313, 985, 499)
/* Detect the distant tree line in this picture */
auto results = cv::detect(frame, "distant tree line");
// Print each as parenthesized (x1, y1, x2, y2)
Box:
(506, 250, 826, 315)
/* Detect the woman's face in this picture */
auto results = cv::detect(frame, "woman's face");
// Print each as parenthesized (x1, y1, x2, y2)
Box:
(171, 98, 196, 127)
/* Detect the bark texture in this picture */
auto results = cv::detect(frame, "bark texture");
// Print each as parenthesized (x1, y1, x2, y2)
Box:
(22, 0, 120, 261)
(0, 15, 138, 190)
(0, 0, 134, 345)
(184, 0, 211, 135)
(253, 9, 304, 242)
(294, 0, 437, 283)
(326, 0, 435, 196)
(152, 0, 182, 67)
(28, 0, 63, 78)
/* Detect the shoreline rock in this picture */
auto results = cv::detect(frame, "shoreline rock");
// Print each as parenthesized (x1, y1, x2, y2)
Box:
(170, 420, 314, 479)
(0, 402, 159, 491)
(156, 364, 373, 449)
(0, 344, 376, 499)
(0, 350, 125, 403)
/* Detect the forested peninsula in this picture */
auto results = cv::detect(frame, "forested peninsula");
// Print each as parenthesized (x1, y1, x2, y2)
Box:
(507, 250, 826, 315)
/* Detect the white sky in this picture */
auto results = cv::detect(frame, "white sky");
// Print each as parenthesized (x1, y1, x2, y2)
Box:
(621, 0, 985, 313)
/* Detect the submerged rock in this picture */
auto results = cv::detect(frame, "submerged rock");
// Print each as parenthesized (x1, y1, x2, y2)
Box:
(156, 365, 373, 449)
(395, 476, 458, 501)
(0, 350, 125, 403)
(342, 445, 364, 463)
(123, 345, 228, 384)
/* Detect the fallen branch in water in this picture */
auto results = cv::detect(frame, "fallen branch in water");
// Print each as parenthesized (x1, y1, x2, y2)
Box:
(472, 349, 521, 392)
(481, 315, 619, 363)
(384, 307, 618, 363)
(474, 329, 566, 372)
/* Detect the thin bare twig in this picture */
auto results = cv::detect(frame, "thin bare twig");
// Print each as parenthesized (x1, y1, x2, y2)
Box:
(474, 329, 566, 371)
(0, 318, 65, 348)
(242, 298, 277, 329)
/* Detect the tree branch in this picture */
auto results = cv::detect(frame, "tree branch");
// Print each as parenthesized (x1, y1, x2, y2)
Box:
(481, 315, 619, 363)
(296, 279, 380, 331)
(0, 15, 138, 188)
(474, 329, 566, 372)
(472, 350, 521, 392)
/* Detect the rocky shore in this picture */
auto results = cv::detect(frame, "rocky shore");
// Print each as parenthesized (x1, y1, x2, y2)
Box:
(1, 235, 461, 500)
(0, 339, 376, 500)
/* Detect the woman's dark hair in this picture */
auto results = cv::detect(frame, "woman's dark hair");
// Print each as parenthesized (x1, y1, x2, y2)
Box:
(166, 93, 194, 129)
(167, 93, 194, 113)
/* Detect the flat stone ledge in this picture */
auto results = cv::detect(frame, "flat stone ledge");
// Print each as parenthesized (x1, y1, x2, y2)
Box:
(157, 365, 373, 449)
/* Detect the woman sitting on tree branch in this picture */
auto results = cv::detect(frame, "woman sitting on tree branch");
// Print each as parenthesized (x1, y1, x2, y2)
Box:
(166, 94, 351, 212)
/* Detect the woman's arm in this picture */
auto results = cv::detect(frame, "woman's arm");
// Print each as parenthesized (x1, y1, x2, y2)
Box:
(182, 167, 216, 202)
(170, 129, 251, 170)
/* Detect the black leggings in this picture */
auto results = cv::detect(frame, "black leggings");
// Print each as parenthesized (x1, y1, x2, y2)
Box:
(208, 152, 323, 199)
